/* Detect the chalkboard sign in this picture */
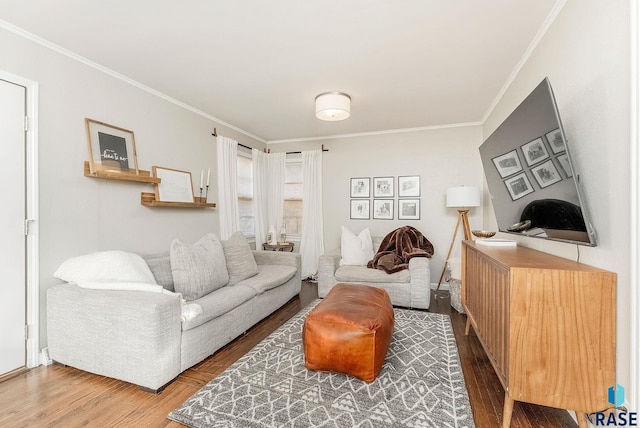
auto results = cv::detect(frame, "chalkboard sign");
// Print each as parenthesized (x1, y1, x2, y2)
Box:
(98, 132, 129, 171)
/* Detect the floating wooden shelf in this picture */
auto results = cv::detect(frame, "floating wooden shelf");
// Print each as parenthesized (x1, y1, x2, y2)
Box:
(84, 161, 161, 184)
(140, 192, 216, 208)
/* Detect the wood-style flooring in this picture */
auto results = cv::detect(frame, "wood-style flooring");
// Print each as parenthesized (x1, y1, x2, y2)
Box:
(0, 281, 577, 427)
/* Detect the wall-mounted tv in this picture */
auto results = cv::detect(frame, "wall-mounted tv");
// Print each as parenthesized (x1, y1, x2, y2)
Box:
(479, 77, 596, 246)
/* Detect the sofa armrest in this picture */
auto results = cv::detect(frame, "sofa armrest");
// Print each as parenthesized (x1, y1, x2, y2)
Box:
(408, 257, 431, 309)
(252, 250, 300, 270)
(47, 283, 182, 391)
(317, 249, 341, 297)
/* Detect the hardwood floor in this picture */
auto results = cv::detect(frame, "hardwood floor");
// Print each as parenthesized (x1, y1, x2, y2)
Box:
(0, 281, 577, 427)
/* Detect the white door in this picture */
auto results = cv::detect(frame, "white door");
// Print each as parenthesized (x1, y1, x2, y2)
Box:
(0, 78, 27, 375)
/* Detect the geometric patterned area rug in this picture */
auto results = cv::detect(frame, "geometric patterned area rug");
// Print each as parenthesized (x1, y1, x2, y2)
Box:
(168, 300, 475, 428)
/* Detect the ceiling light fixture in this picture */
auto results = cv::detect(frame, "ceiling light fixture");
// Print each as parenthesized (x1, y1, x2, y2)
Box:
(315, 92, 351, 121)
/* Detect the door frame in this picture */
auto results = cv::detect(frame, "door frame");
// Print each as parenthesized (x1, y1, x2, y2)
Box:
(0, 70, 39, 368)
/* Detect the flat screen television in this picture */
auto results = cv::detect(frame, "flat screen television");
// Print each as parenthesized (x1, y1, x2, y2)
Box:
(479, 77, 596, 246)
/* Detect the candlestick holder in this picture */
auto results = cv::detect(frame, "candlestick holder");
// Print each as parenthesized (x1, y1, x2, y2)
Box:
(199, 187, 203, 200)
(205, 185, 209, 201)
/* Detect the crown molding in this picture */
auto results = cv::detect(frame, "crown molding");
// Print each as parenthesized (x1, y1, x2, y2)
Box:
(266, 121, 483, 145)
(0, 19, 266, 144)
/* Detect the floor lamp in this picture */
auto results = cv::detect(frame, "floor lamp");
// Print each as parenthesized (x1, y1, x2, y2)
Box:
(436, 186, 481, 292)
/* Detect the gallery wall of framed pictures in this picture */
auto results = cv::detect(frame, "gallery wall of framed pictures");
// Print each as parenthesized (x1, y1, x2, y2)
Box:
(349, 175, 420, 220)
(491, 127, 571, 201)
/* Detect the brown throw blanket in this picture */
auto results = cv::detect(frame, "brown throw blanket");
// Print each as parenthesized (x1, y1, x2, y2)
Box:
(367, 226, 434, 274)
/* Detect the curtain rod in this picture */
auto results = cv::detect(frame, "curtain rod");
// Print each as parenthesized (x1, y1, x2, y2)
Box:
(212, 127, 329, 154)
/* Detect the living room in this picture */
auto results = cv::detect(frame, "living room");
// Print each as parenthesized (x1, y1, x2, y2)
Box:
(0, 0, 637, 426)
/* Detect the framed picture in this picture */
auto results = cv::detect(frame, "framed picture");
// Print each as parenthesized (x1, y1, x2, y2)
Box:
(520, 137, 550, 166)
(85, 118, 138, 175)
(350, 177, 370, 198)
(398, 199, 420, 220)
(531, 160, 562, 188)
(398, 176, 420, 197)
(545, 128, 566, 154)
(504, 172, 534, 201)
(152, 166, 195, 203)
(556, 153, 573, 178)
(492, 150, 522, 178)
(373, 199, 394, 220)
(373, 177, 394, 198)
(350, 199, 370, 219)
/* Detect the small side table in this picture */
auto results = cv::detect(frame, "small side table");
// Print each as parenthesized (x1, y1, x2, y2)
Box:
(262, 242, 294, 252)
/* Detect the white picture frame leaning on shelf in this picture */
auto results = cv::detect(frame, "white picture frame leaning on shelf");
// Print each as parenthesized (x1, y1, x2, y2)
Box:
(152, 166, 195, 203)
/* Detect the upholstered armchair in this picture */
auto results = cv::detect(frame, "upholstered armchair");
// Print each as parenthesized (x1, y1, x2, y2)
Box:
(317, 236, 431, 309)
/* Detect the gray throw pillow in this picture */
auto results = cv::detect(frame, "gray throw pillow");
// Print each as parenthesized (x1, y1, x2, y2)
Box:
(170, 233, 229, 301)
(142, 252, 174, 292)
(222, 231, 259, 286)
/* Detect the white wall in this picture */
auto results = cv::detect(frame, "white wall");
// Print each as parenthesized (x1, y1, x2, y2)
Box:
(270, 125, 484, 281)
(0, 26, 264, 348)
(483, 0, 632, 402)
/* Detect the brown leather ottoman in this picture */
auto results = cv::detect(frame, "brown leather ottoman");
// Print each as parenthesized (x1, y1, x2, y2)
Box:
(303, 283, 394, 382)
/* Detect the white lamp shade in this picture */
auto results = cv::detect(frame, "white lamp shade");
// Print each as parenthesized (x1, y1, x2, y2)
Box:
(315, 92, 351, 121)
(446, 186, 480, 208)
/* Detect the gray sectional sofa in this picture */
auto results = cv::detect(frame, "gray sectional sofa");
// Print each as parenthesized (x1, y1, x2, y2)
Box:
(47, 232, 301, 392)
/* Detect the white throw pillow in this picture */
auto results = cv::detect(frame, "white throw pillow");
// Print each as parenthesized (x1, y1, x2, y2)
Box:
(340, 226, 374, 266)
(53, 250, 157, 285)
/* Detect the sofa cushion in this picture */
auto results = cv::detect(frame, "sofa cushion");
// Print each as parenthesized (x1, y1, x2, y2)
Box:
(170, 233, 229, 301)
(340, 226, 374, 266)
(235, 264, 297, 294)
(142, 252, 174, 291)
(54, 250, 157, 286)
(182, 284, 257, 331)
(222, 232, 259, 285)
(335, 265, 411, 284)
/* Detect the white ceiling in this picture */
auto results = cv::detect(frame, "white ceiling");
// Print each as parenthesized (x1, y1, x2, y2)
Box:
(0, 0, 560, 142)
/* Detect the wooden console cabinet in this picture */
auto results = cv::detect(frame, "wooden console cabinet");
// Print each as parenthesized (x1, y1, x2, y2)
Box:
(461, 241, 616, 428)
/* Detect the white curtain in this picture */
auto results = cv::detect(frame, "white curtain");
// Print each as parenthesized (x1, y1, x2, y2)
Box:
(252, 149, 268, 249)
(216, 136, 239, 240)
(299, 150, 324, 278)
(266, 152, 285, 235)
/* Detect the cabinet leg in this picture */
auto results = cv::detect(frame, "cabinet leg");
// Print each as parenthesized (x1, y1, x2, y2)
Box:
(465, 316, 471, 336)
(502, 393, 514, 428)
(575, 411, 588, 428)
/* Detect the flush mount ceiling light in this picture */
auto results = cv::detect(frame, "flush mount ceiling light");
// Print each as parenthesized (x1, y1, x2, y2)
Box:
(315, 92, 351, 121)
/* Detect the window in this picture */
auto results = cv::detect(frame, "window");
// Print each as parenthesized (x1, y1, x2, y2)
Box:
(236, 154, 303, 239)
(284, 159, 303, 237)
(237, 154, 254, 237)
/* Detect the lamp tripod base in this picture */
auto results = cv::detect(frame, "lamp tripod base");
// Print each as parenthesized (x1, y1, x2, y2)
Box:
(436, 209, 472, 293)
